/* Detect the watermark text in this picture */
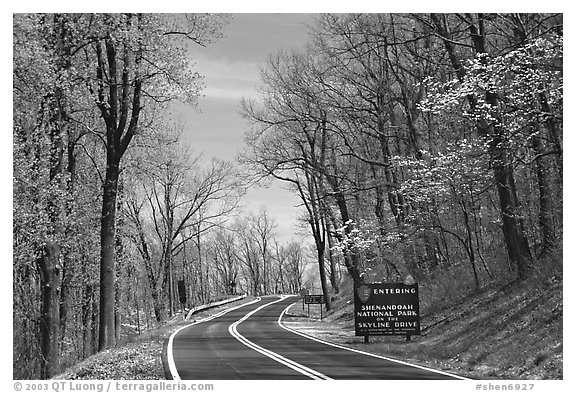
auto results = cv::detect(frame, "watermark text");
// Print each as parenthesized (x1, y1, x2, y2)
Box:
(14, 381, 214, 392)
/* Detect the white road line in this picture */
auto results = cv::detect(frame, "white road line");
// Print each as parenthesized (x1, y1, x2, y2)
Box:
(167, 297, 262, 380)
(278, 299, 469, 380)
(228, 296, 332, 380)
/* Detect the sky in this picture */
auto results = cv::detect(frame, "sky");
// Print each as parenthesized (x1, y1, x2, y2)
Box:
(175, 14, 316, 242)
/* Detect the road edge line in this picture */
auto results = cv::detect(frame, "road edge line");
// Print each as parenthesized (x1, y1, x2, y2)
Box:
(166, 297, 262, 380)
(229, 296, 332, 380)
(278, 300, 469, 380)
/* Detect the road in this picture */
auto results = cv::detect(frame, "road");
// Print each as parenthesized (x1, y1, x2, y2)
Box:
(166, 295, 464, 380)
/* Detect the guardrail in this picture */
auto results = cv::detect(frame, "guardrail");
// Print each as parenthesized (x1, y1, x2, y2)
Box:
(184, 294, 248, 320)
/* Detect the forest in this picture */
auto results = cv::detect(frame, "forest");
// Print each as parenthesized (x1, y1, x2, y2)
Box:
(13, 13, 562, 380)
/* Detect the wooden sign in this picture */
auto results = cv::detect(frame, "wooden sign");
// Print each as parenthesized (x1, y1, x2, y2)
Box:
(354, 282, 420, 337)
(304, 294, 324, 304)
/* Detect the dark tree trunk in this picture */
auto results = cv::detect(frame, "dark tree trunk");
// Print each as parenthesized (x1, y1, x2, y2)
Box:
(538, 92, 563, 181)
(94, 24, 142, 350)
(142, 252, 163, 323)
(37, 242, 61, 379)
(317, 244, 332, 311)
(58, 262, 71, 346)
(486, 97, 533, 279)
(91, 294, 98, 355)
(325, 219, 340, 294)
(151, 287, 163, 323)
(98, 155, 120, 350)
(164, 247, 175, 317)
(59, 136, 78, 345)
(458, 195, 480, 289)
(303, 170, 333, 310)
(82, 284, 94, 358)
(531, 131, 557, 256)
(331, 190, 362, 283)
(37, 37, 68, 375)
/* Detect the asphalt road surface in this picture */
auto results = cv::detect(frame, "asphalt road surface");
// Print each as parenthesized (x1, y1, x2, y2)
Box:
(167, 295, 464, 380)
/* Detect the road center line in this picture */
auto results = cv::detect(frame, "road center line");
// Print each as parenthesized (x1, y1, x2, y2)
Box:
(167, 297, 262, 380)
(229, 296, 332, 380)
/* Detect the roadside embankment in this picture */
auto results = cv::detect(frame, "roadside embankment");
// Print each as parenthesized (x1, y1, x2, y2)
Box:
(283, 277, 562, 380)
(53, 295, 253, 380)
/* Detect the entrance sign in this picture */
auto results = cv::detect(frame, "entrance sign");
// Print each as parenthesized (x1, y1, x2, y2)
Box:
(354, 282, 420, 337)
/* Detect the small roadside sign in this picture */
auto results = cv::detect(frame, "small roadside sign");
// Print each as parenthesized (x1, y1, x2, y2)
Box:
(304, 294, 324, 304)
(304, 294, 325, 320)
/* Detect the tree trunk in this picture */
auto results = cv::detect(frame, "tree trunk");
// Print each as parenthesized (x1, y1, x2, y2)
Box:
(114, 309, 122, 345)
(325, 219, 340, 294)
(143, 256, 163, 323)
(59, 135, 78, 345)
(538, 92, 563, 181)
(531, 130, 557, 256)
(317, 245, 332, 311)
(458, 196, 480, 290)
(137, 225, 163, 322)
(331, 190, 362, 283)
(490, 133, 533, 278)
(98, 155, 120, 350)
(486, 98, 533, 279)
(38, 242, 61, 379)
(151, 286, 163, 323)
(91, 295, 98, 355)
(164, 238, 175, 317)
(82, 284, 93, 358)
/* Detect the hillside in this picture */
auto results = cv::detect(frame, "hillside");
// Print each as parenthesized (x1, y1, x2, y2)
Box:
(283, 275, 563, 380)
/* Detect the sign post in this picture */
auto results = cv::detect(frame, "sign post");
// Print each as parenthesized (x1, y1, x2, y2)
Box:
(354, 282, 420, 342)
(299, 288, 309, 311)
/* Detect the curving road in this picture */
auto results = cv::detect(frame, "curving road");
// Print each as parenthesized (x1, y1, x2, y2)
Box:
(166, 295, 465, 380)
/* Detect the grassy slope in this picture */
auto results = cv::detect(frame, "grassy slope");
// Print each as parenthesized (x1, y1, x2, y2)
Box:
(284, 276, 563, 380)
(53, 320, 191, 380)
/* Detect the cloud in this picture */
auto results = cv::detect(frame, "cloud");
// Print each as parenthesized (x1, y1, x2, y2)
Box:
(187, 14, 314, 102)
(191, 53, 261, 101)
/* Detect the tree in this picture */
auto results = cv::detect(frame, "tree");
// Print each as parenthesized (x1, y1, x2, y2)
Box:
(122, 124, 243, 319)
(13, 13, 229, 377)
(13, 13, 96, 378)
(242, 48, 364, 287)
(47, 13, 226, 349)
(241, 13, 562, 301)
(422, 13, 562, 278)
(86, 14, 213, 349)
(209, 228, 240, 295)
(284, 241, 307, 294)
